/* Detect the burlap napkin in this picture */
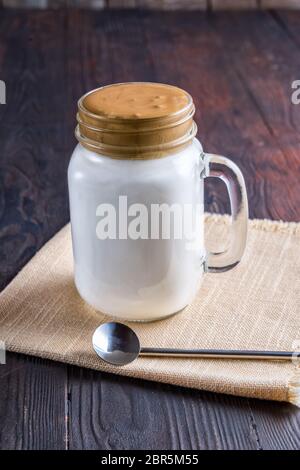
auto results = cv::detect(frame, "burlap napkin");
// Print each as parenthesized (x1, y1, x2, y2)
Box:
(0, 214, 299, 406)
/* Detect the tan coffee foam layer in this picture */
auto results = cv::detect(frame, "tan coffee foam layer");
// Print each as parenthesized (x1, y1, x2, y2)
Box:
(83, 83, 190, 120)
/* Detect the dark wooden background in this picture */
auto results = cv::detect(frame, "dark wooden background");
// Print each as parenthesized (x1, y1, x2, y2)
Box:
(1, 8, 300, 450)
(2, 1, 299, 12)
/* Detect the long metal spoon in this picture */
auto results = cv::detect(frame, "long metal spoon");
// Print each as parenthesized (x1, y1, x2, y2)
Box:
(92, 322, 295, 366)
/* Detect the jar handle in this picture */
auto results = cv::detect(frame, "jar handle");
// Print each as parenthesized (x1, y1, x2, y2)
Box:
(203, 153, 248, 272)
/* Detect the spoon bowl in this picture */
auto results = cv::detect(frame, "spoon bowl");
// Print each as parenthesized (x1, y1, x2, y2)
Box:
(93, 322, 141, 366)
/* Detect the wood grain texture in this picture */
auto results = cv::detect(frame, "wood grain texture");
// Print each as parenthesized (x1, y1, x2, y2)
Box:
(0, 9, 300, 450)
(0, 10, 72, 290)
(2, 0, 49, 7)
(207, 11, 300, 221)
(211, 0, 257, 9)
(275, 9, 300, 48)
(137, 0, 207, 9)
(109, 0, 137, 7)
(248, 399, 300, 450)
(0, 353, 67, 449)
(3, 1, 300, 10)
(68, 368, 259, 450)
(261, 0, 300, 8)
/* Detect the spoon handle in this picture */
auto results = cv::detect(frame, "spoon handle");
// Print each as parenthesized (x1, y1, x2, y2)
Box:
(140, 348, 294, 360)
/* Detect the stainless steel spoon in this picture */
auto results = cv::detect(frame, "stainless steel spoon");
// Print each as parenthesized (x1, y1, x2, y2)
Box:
(92, 322, 295, 366)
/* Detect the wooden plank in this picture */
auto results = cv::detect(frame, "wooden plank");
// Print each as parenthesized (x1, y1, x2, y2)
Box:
(68, 367, 259, 449)
(248, 399, 300, 449)
(70, 0, 106, 7)
(0, 8, 69, 450)
(208, 11, 300, 222)
(2, 0, 107, 7)
(88, 9, 155, 83)
(275, 9, 300, 48)
(2, 0, 50, 7)
(0, 9, 73, 291)
(211, 0, 257, 9)
(261, 0, 300, 8)
(3, 0, 300, 9)
(211, 10, 300, 447)
(109, 0, 137, 7)
(0, 353, 67, 449)
(137, 0, 207, 9)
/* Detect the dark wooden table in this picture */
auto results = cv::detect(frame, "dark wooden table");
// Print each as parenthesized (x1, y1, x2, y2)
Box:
(1, 8, 300, 450)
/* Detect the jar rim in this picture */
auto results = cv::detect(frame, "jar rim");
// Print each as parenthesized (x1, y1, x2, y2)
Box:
(75, 121, 197, 160)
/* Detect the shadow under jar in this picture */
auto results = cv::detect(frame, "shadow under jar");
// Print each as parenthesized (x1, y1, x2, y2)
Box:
(68, 82, 248, 322)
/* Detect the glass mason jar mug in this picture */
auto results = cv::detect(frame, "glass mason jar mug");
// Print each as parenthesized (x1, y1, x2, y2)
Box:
(68, 83, 248, 322)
